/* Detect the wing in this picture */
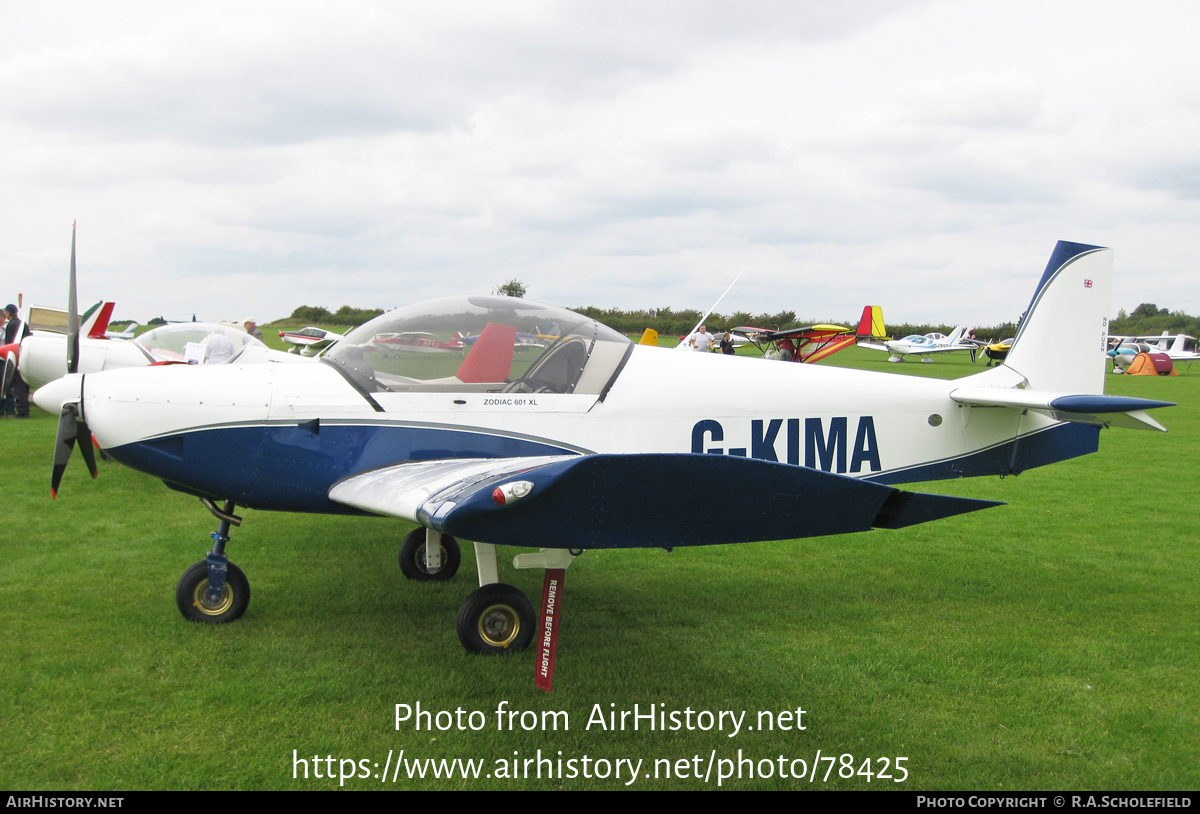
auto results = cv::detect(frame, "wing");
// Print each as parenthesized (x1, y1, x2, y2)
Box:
(767, 324, 850, 341)
(329, 454, 1001, 549)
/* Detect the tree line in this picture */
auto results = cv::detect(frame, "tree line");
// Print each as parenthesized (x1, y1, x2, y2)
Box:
(1109, 303, 1200, 338)
(276, 301, 1197, 341)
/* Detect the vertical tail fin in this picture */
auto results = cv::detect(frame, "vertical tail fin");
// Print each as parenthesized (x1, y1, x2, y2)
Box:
(83, 302, 116, 339)
(1002, 242, 1112, 393)
(857, 306, 885, 338)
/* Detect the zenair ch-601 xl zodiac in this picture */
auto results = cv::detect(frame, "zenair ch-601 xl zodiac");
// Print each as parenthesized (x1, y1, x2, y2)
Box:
(34, 240, 1174, 686)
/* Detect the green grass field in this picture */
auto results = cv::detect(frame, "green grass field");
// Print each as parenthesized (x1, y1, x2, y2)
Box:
(2, 347, 1197, 790)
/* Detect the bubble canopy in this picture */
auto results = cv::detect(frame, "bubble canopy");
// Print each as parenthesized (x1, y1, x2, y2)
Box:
(133, 323, 262, 364)
(321, 295, 633, 395)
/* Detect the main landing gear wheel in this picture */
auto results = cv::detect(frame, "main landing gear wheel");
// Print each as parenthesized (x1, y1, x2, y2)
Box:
(176, 560, 251, 623)
(398, 529, 461, 581)
(456, 583, 535, 654)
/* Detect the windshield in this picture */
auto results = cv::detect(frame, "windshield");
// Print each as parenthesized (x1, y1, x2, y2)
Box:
(134, 323, 260, 364)
(322, 295, 632, 395)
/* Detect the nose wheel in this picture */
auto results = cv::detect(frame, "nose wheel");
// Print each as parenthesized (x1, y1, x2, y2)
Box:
(176, 559, 250, 623)
(176, 498, 251, 624)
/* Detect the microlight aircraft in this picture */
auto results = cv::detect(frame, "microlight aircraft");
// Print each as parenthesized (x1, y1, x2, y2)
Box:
(731, 306, 882, 363)
(731, 323, 856, 362)
(35, 241, 1174, 666)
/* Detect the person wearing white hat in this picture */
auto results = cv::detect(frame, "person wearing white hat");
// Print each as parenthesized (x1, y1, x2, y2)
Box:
(243, 317, 264, 341)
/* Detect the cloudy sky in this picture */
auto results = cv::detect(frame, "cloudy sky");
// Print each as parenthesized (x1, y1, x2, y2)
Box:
(2, 0, 1199, 327)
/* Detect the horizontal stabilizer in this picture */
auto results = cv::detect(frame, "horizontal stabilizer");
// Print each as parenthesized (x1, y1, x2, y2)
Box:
(331, 454, 1002, 549)
(951, 387, 1174, 432)
(857, 340, 890, 352)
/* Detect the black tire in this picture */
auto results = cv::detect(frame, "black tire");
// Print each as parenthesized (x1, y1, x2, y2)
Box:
(456, 583, 535, 654)
(398, 529, 460, 581)
(176, 560, 251, 623)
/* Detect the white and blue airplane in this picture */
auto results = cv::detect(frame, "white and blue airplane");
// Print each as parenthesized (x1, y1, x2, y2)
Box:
(34, 241, 1174, 662)
(859, 318, 980, 363)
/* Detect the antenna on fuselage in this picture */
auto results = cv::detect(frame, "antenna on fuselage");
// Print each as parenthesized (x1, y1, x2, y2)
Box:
(680, 266, 748, 347)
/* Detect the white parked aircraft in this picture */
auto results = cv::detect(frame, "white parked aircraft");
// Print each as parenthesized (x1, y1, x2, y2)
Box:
(33, 241, 1173, 677)
(278, 326, 343, 355)
(1108, 331, 1200, 371)
(106, 322, 139, 340)
(860, 321, 980, 363)
(20, 320, 302, 391)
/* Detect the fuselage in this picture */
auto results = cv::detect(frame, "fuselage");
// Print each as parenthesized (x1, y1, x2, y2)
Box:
(885, 333, 972, 357)
(19, 323, 303, 391)
(70, 344, 1095, 515)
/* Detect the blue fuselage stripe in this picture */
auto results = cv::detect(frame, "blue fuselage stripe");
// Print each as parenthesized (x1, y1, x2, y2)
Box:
(865, 422, 1099, 485)
(107, 423, 580, 513)
(108, 420, 1101, 513)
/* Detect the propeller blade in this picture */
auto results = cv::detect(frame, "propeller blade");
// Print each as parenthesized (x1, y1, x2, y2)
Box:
(77, 418, 99, 480)
(52, 402, 81, 499)
(1, 354, 14, 397)
(67, 222, 80, 375)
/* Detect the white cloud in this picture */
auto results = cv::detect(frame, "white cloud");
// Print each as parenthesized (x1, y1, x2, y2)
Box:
(1, 0, 1199, 327)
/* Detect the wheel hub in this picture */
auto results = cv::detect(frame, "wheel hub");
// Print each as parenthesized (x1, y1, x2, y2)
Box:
(193, 580, 234, 616)
(478, 604, 520, 647)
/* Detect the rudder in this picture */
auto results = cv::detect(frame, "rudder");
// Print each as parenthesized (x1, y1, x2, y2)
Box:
(1002, 242, 1112, 394)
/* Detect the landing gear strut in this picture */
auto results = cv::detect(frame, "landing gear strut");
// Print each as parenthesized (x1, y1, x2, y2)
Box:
(176, 499, 251, 623)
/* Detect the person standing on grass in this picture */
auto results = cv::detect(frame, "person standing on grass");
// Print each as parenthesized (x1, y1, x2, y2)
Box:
(3, 304, 30, 418)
